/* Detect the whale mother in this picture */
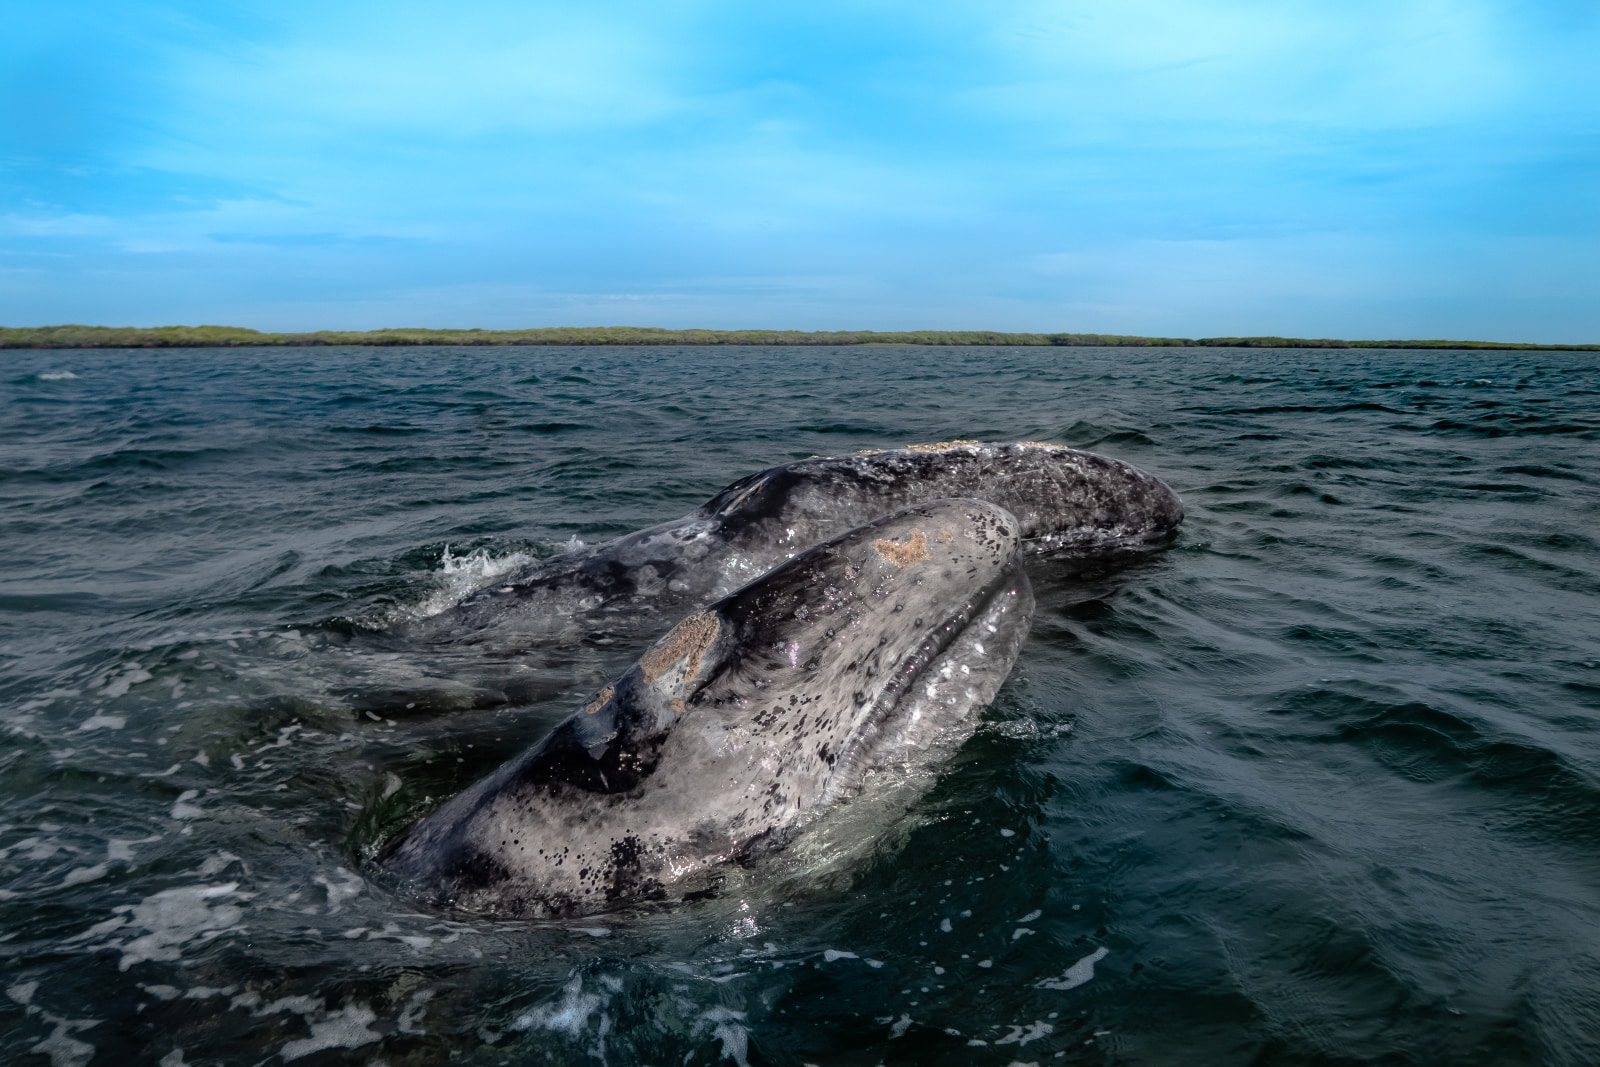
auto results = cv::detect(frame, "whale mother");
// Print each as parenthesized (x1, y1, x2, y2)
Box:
(403, 440, 1179, 641)
(383, 499, 1034, 917)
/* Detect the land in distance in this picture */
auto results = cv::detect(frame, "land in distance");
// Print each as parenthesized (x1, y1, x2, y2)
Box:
(3, 324, 1595, 351)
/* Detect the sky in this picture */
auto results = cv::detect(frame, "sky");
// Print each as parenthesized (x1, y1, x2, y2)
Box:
(2, 0, 1597, 341)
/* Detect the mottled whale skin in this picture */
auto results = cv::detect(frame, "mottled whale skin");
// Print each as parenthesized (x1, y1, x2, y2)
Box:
(406, 440, 1177, 639)
(383, 499, 1035, 917)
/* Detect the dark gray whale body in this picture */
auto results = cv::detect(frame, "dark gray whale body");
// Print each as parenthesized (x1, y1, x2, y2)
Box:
(404, 441, 1181, 641)
(384, 499, 1035, 917)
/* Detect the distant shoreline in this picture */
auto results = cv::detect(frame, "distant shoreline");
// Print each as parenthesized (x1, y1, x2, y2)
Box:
(3, 325, 1596, 352)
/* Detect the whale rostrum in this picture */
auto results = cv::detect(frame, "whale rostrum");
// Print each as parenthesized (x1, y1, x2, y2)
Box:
(383, 498, 1035, 917)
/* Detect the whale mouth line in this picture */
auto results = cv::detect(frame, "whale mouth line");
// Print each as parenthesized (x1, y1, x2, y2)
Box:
(816, 559, 1027, 807)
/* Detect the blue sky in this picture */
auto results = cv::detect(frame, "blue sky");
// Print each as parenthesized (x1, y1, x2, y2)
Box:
(3, 0, 1596, 340)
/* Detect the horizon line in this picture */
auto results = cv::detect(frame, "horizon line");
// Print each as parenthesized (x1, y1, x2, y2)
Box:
(3, 324, 1596, 353)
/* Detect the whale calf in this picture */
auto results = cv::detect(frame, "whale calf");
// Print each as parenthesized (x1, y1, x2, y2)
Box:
(383, 498, 1034, 917)
(403, 440, 1177, 642)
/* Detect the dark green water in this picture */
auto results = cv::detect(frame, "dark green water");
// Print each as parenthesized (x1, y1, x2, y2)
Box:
(2, 344, 1597, 1066)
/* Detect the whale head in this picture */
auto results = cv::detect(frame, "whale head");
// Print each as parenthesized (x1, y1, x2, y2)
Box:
(701, 441, 1183, 571)
(383, 498, 1034, 917)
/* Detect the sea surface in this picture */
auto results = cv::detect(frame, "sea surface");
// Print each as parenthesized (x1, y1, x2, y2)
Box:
(2, 344, 1598, 1066)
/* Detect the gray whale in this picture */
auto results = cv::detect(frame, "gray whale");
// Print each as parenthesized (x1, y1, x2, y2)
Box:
(402, 440, 1178, 642)
(383, 498, 1034, 917)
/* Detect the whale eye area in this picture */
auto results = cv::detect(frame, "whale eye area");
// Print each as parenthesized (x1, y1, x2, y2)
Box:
(516, 693, 665, 797)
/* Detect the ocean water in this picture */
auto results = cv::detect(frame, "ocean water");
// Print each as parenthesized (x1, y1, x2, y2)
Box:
(2, 343, 1597, 1066)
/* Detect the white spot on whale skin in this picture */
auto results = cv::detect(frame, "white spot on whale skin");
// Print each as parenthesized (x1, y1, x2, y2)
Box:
(822, 948, 858, 962)
(1036, 946, 1109, 990)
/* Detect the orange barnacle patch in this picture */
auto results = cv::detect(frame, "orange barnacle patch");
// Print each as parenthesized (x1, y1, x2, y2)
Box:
(905, 439, 983, 452)
(583, 685, 615, 714)
(873, 529, 929, 567)
(640, 611, 721, 685)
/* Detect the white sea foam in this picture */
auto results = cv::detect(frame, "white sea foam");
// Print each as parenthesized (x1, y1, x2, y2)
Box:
(0, 836, 67, 862)
(59, 865, 109, 888)
(994, 1021, 1053, 1045)
(313, 868, 364, 914)
(692, 1006, 752, 1067)
(278, 1002, 381, 1061)
(76, 715, 126, 733)
(30, 1019, 97, 1067)
(1036, 946, 1109, 991)
(512, 974, 607, 1037)
(396, 988, 435, 1035)
(99, 667, 152, 699)
(396, 544, 536, 621)
(11, 976, 101, 1066)
(169, 790, 204, 820)
(70, 882, 248, 971)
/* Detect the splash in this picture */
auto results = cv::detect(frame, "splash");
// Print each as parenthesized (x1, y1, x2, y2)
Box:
(390, 544, 536, 622)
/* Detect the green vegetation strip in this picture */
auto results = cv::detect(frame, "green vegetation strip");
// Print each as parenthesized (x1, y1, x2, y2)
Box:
(3, 325, 1595, 351)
